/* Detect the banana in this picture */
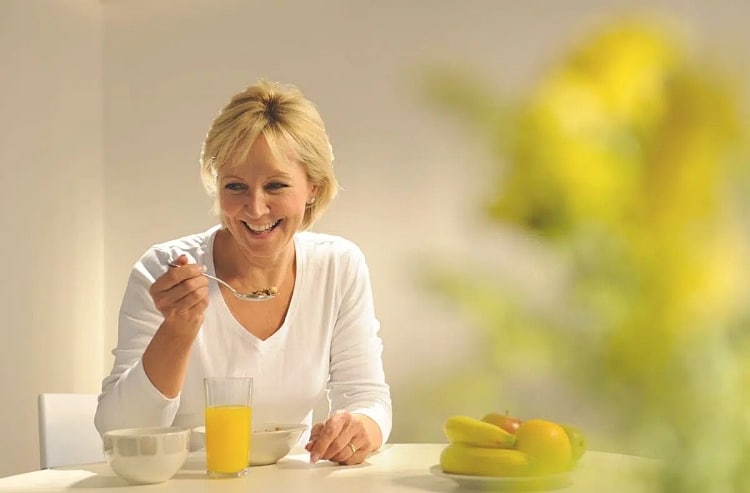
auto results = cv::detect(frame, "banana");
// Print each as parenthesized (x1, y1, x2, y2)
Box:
(440, 443, 533, 477)
(443, 415, 516, 448)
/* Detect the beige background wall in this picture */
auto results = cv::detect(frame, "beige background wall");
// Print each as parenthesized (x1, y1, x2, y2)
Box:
(0, 0, 104, 478)
(1, 0, 747, 477)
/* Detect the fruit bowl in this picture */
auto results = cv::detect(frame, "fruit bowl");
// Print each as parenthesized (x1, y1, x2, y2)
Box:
(436, 413, 585, 490)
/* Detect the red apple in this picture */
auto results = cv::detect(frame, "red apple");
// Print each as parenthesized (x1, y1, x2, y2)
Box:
(481, 411, 522, 434)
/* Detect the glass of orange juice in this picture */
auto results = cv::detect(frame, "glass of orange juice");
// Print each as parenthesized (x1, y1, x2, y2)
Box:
(204, 377, 253, 478)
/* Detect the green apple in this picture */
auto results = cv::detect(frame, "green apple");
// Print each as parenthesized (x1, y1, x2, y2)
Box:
(560, 424, 586, 465)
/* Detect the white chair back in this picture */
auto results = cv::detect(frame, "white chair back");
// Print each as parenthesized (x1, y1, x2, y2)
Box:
(37, 393, 104, 468)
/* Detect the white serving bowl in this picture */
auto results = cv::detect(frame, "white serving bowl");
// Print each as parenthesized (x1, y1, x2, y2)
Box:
(103, 427, 190, 484)
(193, 422, 307, 466)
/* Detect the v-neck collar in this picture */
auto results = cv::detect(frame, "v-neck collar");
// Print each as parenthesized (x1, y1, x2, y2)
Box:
(206, 227, 303, 349)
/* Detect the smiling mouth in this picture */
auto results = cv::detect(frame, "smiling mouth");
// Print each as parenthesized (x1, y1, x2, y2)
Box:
(242, 219, 281, 234)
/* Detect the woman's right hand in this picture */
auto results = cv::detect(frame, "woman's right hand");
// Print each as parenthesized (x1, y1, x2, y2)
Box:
(143, 254, 209, 397)
(148, 254, 209, 335)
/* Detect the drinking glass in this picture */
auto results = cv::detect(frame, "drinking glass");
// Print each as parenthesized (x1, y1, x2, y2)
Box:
(204, 377, 253, 478)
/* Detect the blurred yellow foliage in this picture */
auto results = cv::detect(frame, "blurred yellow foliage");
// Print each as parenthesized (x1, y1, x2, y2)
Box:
(419, 17, 750, 493)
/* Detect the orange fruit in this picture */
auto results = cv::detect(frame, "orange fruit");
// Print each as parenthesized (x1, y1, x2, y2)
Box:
(514, 419, 572, 475)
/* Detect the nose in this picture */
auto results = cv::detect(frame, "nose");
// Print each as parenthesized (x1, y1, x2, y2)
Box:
(245, 192, 269, 217)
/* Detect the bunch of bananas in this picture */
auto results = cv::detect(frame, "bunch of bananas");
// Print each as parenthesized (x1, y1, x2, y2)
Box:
(440, 414, 586, 477)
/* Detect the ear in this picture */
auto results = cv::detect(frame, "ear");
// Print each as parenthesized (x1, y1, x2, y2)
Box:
(306, 185, 319, 205)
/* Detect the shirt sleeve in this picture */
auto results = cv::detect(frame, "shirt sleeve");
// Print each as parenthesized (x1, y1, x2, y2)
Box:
(94, 247, 182, 435)
(327, 244, 392, 445)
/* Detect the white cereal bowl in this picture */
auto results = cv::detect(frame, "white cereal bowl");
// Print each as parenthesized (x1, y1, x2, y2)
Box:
(250, 423, 308, 465)
(103, 427, 190, 484)
(193, 422, 307, 466)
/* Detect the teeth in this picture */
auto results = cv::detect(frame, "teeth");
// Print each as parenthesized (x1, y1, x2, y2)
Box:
(244, 220, 279, 233)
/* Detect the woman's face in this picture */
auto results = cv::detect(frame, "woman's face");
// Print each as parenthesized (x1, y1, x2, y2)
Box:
(218, 134, 315, 260)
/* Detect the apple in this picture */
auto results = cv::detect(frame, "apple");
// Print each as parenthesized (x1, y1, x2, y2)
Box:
(560, 424, 586, 464)
(481, 410, 522, 434)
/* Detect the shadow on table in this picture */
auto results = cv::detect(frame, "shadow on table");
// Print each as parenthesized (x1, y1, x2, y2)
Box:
(276, 459, 371, 470)
(67, 475, 129, 489)
(394, 473, 577, 493)
(63, 457, 213, 488)
(391, 474, 454, 492)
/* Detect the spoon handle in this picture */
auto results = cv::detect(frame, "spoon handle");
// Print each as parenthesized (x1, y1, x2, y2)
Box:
(167, 262, 234, 291)
(199, 272, 235, 291)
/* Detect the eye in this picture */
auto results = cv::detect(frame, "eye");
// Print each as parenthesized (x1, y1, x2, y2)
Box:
(224, 182, 247, 192)
(265, 182, 289, 192)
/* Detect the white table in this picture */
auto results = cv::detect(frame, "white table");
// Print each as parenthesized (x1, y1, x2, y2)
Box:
(0, 443, 660, 492)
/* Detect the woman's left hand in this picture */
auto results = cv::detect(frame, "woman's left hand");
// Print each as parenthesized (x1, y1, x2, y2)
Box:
(305, 411, 381, 465)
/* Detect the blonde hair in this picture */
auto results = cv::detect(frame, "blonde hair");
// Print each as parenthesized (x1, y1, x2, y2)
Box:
(200, 80, 338, 229)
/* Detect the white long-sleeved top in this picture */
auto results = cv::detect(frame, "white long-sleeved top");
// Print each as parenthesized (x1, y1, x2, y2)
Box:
(95, 225, 392, 445)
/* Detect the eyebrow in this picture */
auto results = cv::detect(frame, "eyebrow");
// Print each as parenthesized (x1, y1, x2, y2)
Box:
(220, 172, 294, 181)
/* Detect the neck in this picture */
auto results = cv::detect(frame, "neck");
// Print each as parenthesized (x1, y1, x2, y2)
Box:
(214, 229, 296, 291)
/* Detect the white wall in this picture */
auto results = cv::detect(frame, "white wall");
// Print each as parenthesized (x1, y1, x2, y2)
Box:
(0, 0, 103, 478)
(0, 0, 747, 477)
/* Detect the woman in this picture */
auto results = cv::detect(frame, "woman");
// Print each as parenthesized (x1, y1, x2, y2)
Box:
(95, 80, 391, 465)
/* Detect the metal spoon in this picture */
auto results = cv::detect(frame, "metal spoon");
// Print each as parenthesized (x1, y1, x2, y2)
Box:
(167, 262, 278, 301)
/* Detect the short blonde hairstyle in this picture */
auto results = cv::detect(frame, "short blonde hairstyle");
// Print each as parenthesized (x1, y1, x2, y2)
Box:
(200, 80, 339, 230)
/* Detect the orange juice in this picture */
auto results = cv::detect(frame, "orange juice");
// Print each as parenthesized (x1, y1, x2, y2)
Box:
(205, 405, 252, 474)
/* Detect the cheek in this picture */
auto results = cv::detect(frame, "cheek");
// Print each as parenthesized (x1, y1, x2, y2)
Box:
(219, 197, 246, 219)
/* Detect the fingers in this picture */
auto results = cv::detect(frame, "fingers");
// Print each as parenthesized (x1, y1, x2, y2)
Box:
(308, 412, 348, 463)
(321, 417, 355, 463)
(149, 256, 209, 322)
(307, 411, 371, 465)
(171, 254, 190, 267)
(304, 423, 324, 452)
(331, 431, 369, 465)
(337, 439, 368, 466)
